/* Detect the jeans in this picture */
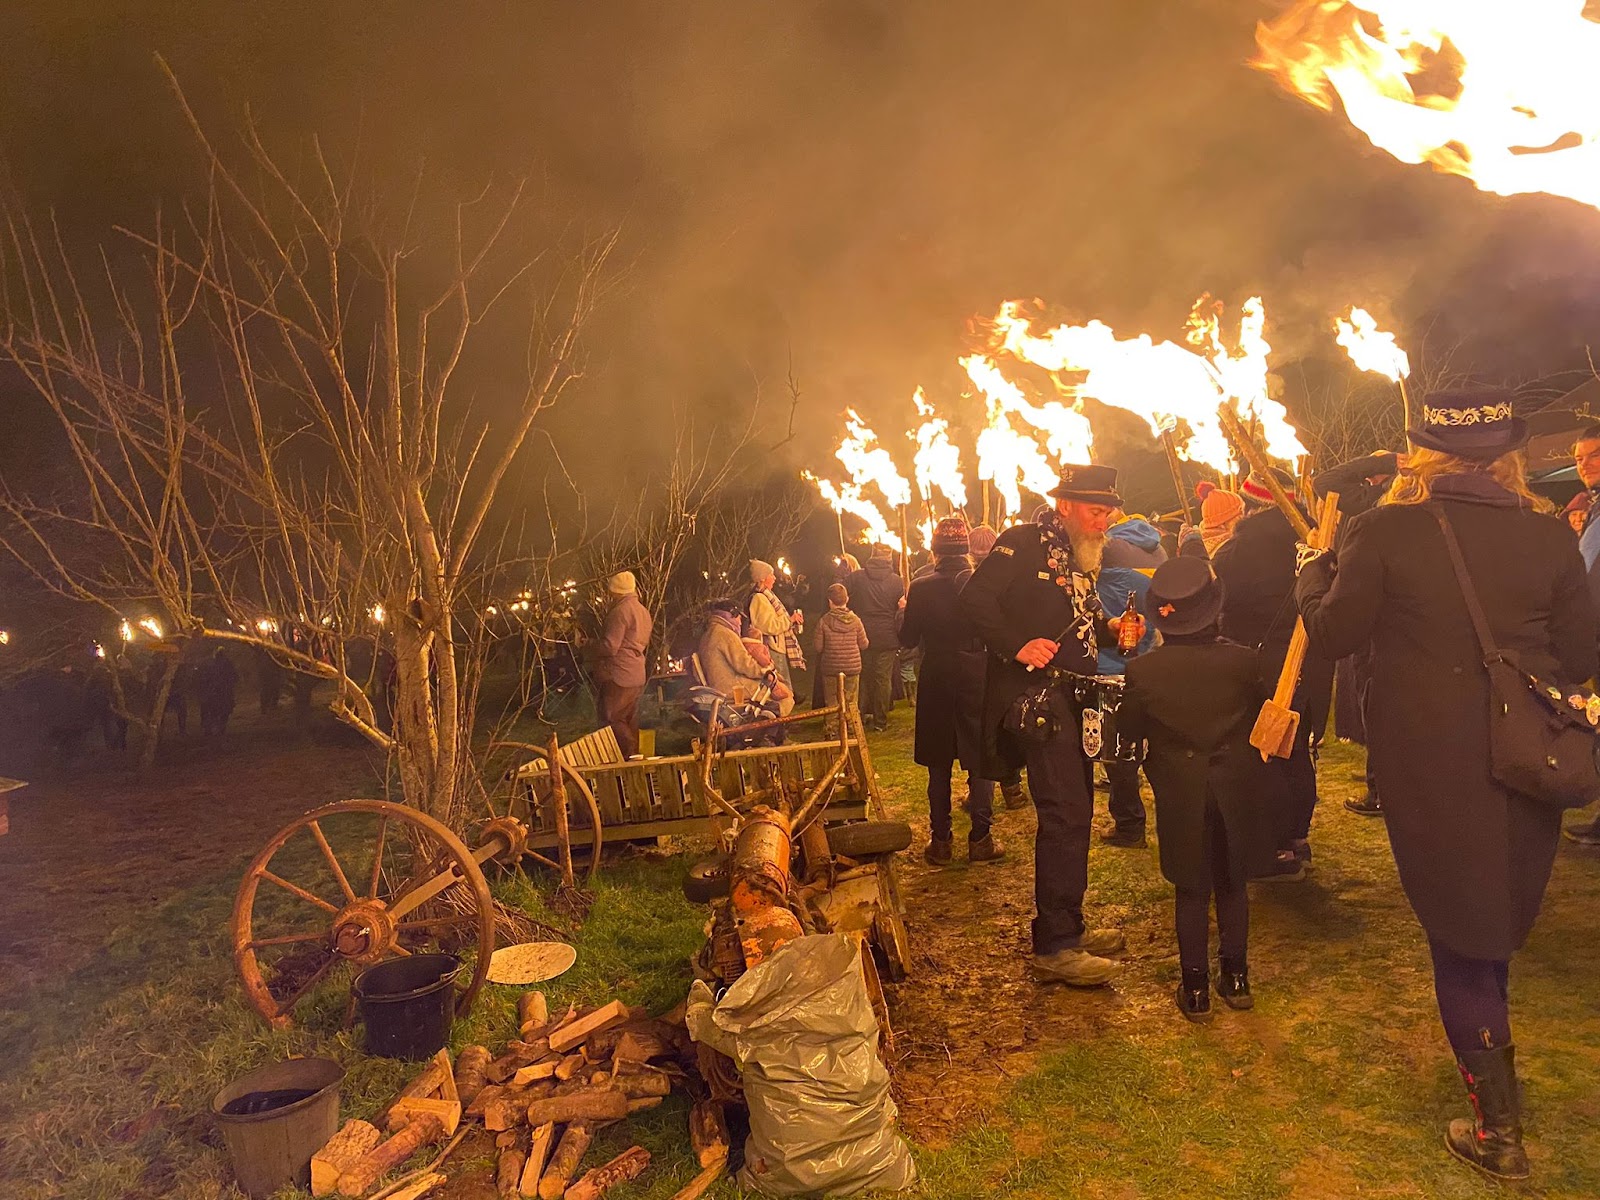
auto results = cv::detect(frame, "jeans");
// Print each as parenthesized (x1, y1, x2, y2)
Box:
(861, 648, 897, 723)
(1174, 795, 1248, 971)
(1022, 728, 1096, 953)
(599, 681, 644, 758)
(823, 673, 860, 739)
(928, 760, 995, 843)
(1106, 761, 1147, 832)
(1429, 938, 1512, 1055)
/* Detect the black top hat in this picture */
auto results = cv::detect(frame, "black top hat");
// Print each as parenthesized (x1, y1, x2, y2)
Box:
(1047, 463, 1122, 505)
(1145, 557, 1222, 636)
(1408, 389, 1528, 461)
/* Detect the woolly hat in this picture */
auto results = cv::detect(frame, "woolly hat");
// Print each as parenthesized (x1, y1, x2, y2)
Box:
(869, 543, 894, 562)
(931, 516, 970, 556)
(1240, 467, 1297, 509)
(968, 524, 998, 560)
(1200, 487, 1244, 528)
(749, 559, 775, 584)
(607, 571, 636, 595)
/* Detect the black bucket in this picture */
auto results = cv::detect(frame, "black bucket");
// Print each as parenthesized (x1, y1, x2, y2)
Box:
(352, 953, 462, 1059)
(212, 1056, 344, 1198)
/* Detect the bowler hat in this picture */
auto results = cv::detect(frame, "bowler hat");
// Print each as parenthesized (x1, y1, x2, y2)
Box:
(1408, 389, 1528, 461)
(1145, 557, 1222, 636)
(1047, 463, 1122, 505)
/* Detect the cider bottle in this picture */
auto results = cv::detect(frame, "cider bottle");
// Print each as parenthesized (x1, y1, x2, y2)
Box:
(1117, 590, 1141, 656)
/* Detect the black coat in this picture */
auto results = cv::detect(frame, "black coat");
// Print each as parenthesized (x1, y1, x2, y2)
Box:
(1297, 489, 1597, 960)
(844, 559, 905, 649)
(1120, 639, 1274, 890)
(961, 521, 1107, 778)
(900, 562, 985, 770)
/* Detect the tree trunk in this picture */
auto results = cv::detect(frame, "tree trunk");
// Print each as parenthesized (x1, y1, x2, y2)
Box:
(138, 653, 179, 773)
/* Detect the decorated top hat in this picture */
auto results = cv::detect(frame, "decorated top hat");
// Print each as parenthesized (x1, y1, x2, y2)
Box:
(1408, 389, 1528, 461)
(1047, 463, 1122, 505)
(1145, 557, 1223, 636)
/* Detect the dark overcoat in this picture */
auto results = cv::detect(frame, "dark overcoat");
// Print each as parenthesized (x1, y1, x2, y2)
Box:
(1297, 485, 1596, 960)
(960, 521, 1107, 779)
(1120, 639, 1275, 889)
(899, 562, 985, 770)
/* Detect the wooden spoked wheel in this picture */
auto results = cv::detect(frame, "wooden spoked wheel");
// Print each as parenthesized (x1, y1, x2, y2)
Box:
(232, 799, 496, 1028)
(490, 748, 604, 884)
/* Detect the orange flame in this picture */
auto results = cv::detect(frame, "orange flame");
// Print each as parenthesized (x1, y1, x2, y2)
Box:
(1334, 306, 1410, 381)
(910, 387, 970, 512)
(1255, 1, 1600, 211)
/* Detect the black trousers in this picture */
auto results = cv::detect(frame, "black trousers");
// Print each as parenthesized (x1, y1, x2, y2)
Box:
(1022, 730, 1096, 954)
(1106, 761, 1147, 832)
(1429, 937, 1512, 1056)
(1174, 794, 1248, 971)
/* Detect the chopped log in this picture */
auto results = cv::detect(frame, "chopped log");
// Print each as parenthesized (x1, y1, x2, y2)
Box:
(667, 1161, 726, 1200)
(613, 1071, 671, 1100)
(382, 1172, 447, 1200)
(519, 1122, 554, 1197)
(454, 1046, 493, 1108)
(611, 1029, 671, 1064)
(484, 1093, 530, 1133)
(467, 1085, 506, 1119)
(588, 1070, 610, 1087)
(689, 1100, 730, 1170)
(312, 1120, 382, 1197)
(507, 1037, 552, 1058)
(563, 1146, 651, 1200)
(518, 991, 549, 1037)
(548, 1000, 630, 1054)
(512, 1060, 560, 1087)
(398, 1052, 453, 1102)
(524, 1088, 629, 1127)
(626, 1097, 663, 1113)
(553, 1054, 586, 1082)
(337, 1114, 445, 1197)
(386, 1097, 462, 1137)
(497, 1132, 527, 1199)
(537, 1121, 592, 1199)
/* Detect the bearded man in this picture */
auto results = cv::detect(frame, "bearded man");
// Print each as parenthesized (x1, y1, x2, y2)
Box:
(962, 464, 1142, 986)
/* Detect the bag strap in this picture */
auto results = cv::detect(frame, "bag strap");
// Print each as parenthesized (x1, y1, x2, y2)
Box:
(1426, 503, 1504, 666)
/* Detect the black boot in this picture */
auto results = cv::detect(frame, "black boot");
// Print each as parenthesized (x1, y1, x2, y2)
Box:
(1216, 956, 1253, 1010)
(1175, 966, 1211, 1023)
(1445, 1044, 1529, 1181)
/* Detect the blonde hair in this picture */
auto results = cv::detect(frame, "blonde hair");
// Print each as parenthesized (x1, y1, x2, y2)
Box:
(1382, 446, 1552, 513)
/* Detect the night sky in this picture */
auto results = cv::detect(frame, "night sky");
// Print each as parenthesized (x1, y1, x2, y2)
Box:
(2, 0, 1599, 489)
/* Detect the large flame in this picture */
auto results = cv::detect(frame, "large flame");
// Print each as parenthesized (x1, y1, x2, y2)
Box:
(910, 387, 970, 511)
(963, 354, 1087, 518)
(1255, 1, 1600, 211)
(836, 409, 913, 509)
(1334, 306, 1410, 381)
(802, 471, 903, 551)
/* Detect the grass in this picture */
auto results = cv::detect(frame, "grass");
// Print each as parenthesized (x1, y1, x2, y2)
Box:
(1, 719, 1599, 1199)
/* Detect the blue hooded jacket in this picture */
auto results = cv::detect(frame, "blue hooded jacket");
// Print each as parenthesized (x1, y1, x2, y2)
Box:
(1097, 517, 1167, 674)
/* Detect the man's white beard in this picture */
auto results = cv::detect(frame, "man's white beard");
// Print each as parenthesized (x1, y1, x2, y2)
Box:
(1070, 531, 1105, 575)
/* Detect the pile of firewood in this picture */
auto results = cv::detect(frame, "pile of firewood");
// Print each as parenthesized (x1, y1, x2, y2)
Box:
(309, 991, 731, 1200)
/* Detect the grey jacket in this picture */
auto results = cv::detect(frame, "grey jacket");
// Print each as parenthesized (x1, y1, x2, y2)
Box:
(593, 593, 653, 688)
(813, 607, 869, 676)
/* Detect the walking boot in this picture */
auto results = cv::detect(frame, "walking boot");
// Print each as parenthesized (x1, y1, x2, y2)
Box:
(1176, 966, 1212, 1023)
(1253, 849, 1306, 882)
(1446, 1044, 1529, 1181)
(1031, 947, 1122, 987)
(1099, 824, 1147, 849)
(967, 834, 1006, 863)
(923, 839, 953, 867)
(1001, 781, 1031, 808)
(1216, 956, 1253, 1010)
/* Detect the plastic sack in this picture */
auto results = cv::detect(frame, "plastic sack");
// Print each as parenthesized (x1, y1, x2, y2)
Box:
(686, 933, 916, 1197)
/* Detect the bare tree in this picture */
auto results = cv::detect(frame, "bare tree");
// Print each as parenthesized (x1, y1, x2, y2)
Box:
(0, 68, 615, 823)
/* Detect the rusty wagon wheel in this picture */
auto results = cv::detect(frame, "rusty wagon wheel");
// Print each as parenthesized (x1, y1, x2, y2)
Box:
(232, 799, 496, 1029)
(489, 743, 604, 884)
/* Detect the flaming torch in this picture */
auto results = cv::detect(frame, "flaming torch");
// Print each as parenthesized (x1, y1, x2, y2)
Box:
(1335, 306, 1412, 423)
(910, 387, 969, 524)
(836, 409, 914, 582)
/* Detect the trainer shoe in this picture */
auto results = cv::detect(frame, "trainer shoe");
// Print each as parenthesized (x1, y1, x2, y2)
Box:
(923, 839, 953, 867)
(1031, 947, 1123, 987)
(1344, 791, 1384, 817)
(1563, 817, 1600, 846)
(967, 835, 1006, 863)
(1073, 927, 1127, 956)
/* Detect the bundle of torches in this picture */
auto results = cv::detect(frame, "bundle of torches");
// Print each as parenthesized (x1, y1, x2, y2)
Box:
(806, 298, 1412, 555)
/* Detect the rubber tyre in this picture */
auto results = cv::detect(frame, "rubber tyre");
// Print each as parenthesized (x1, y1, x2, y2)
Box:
(825, 819, 913, 859)
(682, 857, 731, 904)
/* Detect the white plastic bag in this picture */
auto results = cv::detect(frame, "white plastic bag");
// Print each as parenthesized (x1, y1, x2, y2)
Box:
(687, 932, 916, 1196)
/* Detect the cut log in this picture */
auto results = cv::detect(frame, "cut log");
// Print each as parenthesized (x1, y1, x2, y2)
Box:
(337, 1114, 445, 1196)
(563, 1146, 651, 1200)
(386, 1097, 462, 1137)
(512, 1060, 559, 1087)
(524, 1088, 629, 1127)
(610, 1029, 671, 1064)
(383, 1172, 447, 1200)
(588, 1070, 610, 1087)
(537, 1121, 592, 1199)
(613, 1071, 671, 1100)
(454, 1045, 493, 1108)
(489, 1039, 553, 1084)
(548, 1000, 630, 1054)
(397, 1052, 453, 1102)
(467, 1085, 506, 1120)
(519, 1122, 554, 1197)
(497, 1135, 527, 1199)
(483, 1093, 530, 1133)
(518, 991, 549, 1037)
(311, 1119, 382, 1197)
(626, 1097, 663, 1114)
(553, 1054, 586, 1082)
(689, 1099, 730, 1170)
(666, 1161, 725, 1200)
